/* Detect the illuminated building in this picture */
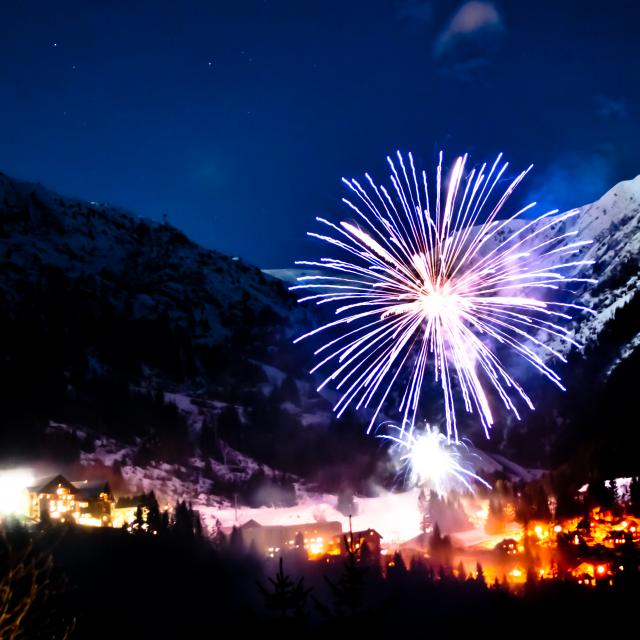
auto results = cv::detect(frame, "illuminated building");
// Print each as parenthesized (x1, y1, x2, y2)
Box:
(112, 494, 157, 529)
(331, 528, 383, 561)
(27, 474, 114, 527)
(494, 538, 519, 556)
(240, 519, 343, 558)
(572, 561, 611, 585)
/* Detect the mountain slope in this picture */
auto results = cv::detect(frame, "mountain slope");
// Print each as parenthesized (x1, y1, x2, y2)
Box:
(0, 172, 365, 501)
(0, 171, 303, 346)
(1, 169, 640, 497)
(492, 175, 640, 367)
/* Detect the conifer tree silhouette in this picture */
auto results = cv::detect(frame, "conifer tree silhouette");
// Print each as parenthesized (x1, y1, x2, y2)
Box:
(258, 557, 310, 620)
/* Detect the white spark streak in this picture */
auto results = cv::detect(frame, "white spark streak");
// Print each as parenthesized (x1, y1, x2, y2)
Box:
(293, 152, 595, 441)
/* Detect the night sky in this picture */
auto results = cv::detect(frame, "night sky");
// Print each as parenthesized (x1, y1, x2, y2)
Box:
(1, 0, 638, 267)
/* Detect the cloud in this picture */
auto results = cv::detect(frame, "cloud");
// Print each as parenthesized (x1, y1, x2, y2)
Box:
(434, 2, 506, 78)
(594, 95, 629, 121)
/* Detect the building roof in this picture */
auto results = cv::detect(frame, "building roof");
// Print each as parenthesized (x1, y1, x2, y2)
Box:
(241, 519, 343, 532)
(71, 479, 112, 500)
(27, 474, 112, 500)
(28, 474, 75, 494)
(349, 528, 383, 540)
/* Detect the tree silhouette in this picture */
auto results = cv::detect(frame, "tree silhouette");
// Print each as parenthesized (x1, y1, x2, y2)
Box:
(475, 562, 486, 587)
(229, 525, 244, 551)
(319, 520, 368, 620)
(258, 557, 310, 621)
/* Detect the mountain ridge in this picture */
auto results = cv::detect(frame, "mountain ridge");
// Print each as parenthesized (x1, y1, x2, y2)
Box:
(1, 169, 640, 495)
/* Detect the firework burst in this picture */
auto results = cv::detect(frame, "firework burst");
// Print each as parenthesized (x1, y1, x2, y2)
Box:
(380, 423, 490, 496)
(293, 152, 595, 441)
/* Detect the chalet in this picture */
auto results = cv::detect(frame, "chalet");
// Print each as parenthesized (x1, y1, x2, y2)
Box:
(573, 560, 611, 584)
(73, 480, 114, 526)
(331, 528, 383, 560)
(27, 474, 114, 526)
(112, 494, 159, 529)
(240, 519, 343, 558)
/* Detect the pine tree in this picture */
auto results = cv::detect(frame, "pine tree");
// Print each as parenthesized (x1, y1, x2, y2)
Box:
(133, 505, 144, 532)
(258, 557, 310, 620)
(229, 525, 244, 551)
(388, 551, 406, 577)
(610, 478, 620, 505)
(320, 519, 368, 620)
(174, 501, 194, 539)
(211, 518, 227, 549)
(146, 491, 162, 534)
(161, 509, 170, 532)
(475, 562, 486, 587)
(534, 485, 551, 520)
(323, 547, 368, 618)
(192, 509, 203, 538)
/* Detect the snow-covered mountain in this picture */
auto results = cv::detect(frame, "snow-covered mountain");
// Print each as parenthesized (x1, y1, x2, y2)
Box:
(559, 175, 640, 354)
(271, 174, 640, 376)
(0, 171, 344, 503)
(0, 171, 304, 345)
(487, 175, 640, 369)
(265, 174, 640, 473)
(1, 169, 639, 498)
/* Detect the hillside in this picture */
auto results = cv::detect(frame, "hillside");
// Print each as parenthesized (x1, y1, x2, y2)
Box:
(1, 170, 640, 507)
(0, 172, 375, 503)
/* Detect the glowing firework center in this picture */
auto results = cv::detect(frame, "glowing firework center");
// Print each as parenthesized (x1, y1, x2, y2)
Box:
(381, 424, 491, 496)
(408, 429, 458, 489)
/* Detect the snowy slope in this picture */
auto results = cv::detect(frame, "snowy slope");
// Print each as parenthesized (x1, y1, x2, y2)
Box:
(0, 172, 304, 345)
(271, 175, 640, 375)
(490, 175, 640, 362)
(2, 168, 639, 504)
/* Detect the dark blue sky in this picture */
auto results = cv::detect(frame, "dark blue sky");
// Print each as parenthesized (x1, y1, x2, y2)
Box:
(1, 0, 638, 266)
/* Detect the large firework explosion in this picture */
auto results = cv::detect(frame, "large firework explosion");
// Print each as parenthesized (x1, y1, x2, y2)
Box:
(294, 152, 595, 442)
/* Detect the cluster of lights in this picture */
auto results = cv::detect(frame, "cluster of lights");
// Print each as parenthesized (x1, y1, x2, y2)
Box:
(305, 536, 325, 557)
(575, 563, 609, 586)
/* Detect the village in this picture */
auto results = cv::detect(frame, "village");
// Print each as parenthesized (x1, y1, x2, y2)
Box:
(2, 470, 638, 589)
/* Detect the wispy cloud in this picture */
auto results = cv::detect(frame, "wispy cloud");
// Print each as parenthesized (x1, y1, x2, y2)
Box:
(434, 1, 506, 79)
(594, 95, 629, 121)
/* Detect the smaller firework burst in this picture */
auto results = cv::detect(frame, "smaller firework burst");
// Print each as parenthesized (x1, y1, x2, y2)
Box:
(380, 423, 490, 496)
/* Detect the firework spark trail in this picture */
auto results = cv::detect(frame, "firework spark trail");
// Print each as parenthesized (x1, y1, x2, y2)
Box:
(293, 152, 596, 441)
(379, 423, 491, 496)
